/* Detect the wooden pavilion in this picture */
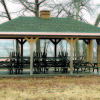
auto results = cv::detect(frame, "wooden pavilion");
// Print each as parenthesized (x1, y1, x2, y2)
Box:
(0, 11, 100, 75)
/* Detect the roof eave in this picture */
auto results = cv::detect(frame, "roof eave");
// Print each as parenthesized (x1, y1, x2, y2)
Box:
(0, 32, 100, 39)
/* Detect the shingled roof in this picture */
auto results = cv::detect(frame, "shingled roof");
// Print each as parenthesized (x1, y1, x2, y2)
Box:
(0, 17, 100, 33)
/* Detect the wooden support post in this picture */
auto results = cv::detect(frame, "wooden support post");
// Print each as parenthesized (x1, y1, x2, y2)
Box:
(96, 39, 100, 68)
(54, 44, 57, 71)
(49, 39, 61, 71)
(20, 39, 26, 59)
(21, 39, 23, 59)
(70, 38, 74, 75)
(90, 40, 93, 63)
(16, 39, 27, 73)
(75, 41, 80, 60)
(87, 44, 90, 62)
(65, 37, 79, 75)
(54, 39, 57, 57)
(16, 39, 20, 53)
(21, 39, 23, 73)
(30, 43, 33, 75)
(36, 39, 40, 53)
(21, 39, 26, 73)
(49, 39, 61, 57)
(87, 40, 93, 62)
(25, 37, 39, 75)
(97, 45, 100, 67)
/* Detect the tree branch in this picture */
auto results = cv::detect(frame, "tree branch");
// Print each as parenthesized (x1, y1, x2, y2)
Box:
(1, 0, 11, 20)
(38, 0, 45, 5)
(94, 14, 100, 26)
(20, 0, 35, 13)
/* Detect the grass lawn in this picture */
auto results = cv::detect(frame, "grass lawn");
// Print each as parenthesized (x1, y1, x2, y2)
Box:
(0, 76, 100, 100)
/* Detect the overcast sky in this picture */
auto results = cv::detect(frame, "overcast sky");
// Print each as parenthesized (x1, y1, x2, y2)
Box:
(0, 0, 100, 25)
(0, 0, 99, 56)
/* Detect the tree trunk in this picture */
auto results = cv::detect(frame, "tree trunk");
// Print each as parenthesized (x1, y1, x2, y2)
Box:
(94, 14, 100, 26)
(2, 0, 11, 20)
(75, 1, 80, 60)
(35, 0, 40, 53)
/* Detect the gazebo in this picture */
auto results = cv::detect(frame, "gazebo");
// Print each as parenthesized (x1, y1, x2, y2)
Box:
(0, 11, 100, 75)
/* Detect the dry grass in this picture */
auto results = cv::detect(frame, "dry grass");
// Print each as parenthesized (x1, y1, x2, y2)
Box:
(0, 76, 100, 100)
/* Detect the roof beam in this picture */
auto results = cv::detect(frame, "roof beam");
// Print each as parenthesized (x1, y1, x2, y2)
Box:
(24, 37, 39, 44)
(83, 39, 90, 45)
(0, 35, 100, 39)
(65, 37, 79, 44)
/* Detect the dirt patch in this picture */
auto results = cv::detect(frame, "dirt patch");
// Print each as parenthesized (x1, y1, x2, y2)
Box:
(0, 76, 100, 100)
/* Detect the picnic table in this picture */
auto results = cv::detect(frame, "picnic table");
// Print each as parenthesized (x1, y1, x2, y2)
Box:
(4, 51, 99, 74)
(73, 60, 99, 74)
(33, 57, 69, 74)
(91, 62, 99, 73)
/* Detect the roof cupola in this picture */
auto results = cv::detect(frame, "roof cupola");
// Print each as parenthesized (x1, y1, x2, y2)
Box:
(40, 10, 50, 19)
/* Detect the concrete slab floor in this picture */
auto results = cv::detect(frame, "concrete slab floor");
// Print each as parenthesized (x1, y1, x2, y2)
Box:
(0, 68, 99, 78)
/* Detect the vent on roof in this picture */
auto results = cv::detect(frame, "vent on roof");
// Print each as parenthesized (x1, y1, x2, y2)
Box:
(40, 10, 50, 19)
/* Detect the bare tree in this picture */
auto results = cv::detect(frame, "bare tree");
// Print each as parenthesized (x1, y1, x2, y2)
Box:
(94, 14, 100, 26)
(64, 0, 94, 22)
(6, 0, 47, 54)
(82, 40, 87, 61)
(45, 0, 94, 60)
(0, 0, 16, 54)
(64, 0, 94, 60)
(0, 0, 95, 58)
(46, 0, 94, 60)
(16, 0, 46, 53)
(15, 0, 45, 16)
(0, 0, 11, 20)
(1, 0, 11, 19)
